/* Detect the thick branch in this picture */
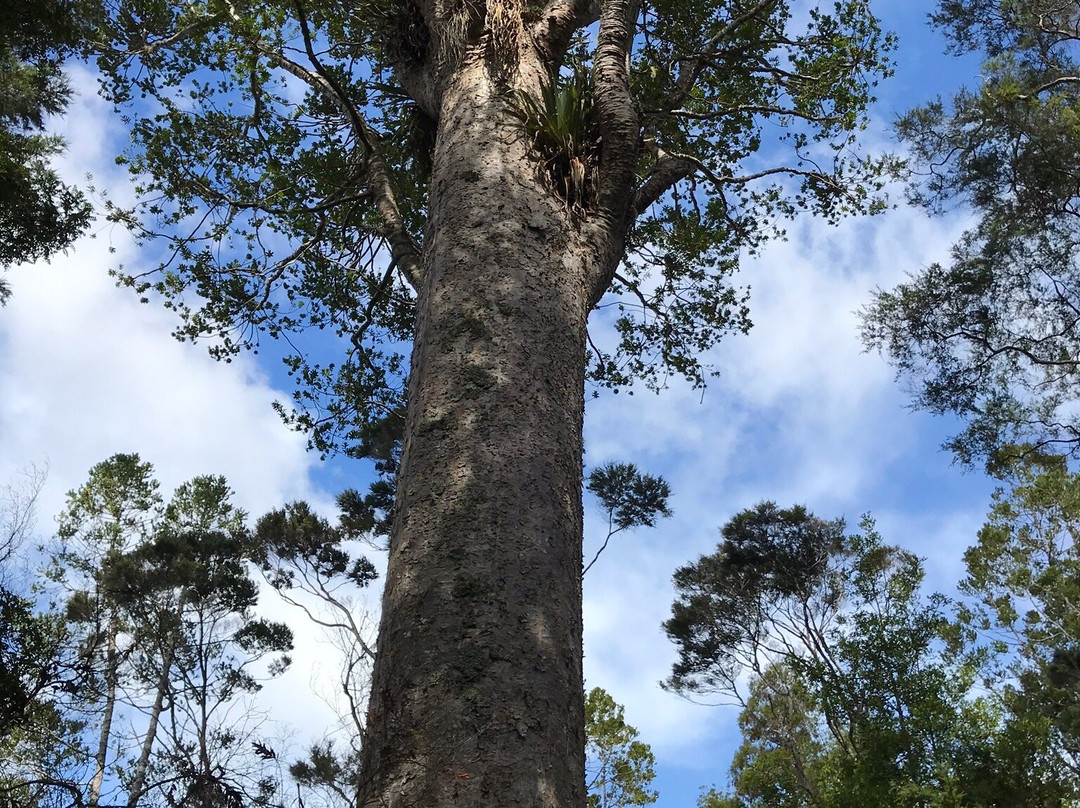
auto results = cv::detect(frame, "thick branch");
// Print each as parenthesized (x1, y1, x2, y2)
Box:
(232, 8, 424, 291)
(632, 148, 695, 215)
(531, 0, 601, 68)
(588, 0, 641, 303)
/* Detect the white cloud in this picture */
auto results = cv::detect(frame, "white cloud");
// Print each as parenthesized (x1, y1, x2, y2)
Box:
(579, 199, 988, 781)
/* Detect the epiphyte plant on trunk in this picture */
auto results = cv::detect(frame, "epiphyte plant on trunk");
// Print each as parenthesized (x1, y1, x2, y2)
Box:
(84, 1, 897, 807)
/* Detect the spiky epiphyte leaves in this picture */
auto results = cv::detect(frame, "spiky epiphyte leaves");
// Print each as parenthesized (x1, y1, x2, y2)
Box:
(511, 55, 599, 210)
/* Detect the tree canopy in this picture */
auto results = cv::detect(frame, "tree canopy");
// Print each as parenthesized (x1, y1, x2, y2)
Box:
(666, 502, 1078, 808)
(0, 0, 92, 298)
(862, 0, 1080, 467)
(84, 0, 897, 453)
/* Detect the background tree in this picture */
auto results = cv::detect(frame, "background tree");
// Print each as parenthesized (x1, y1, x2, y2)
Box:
(253, 498, 381, 808)
(118, 475, 293, 808)
(664, 503, 1059, 808)
(40, 456, 292, 808)
(862, 0, 1080, 467)
(52, 453, 162, 808)
(960, 452, 1080, 778)
(584, 687, 657, 808)
(0, 0, 92, 300)
(83, 0, 897, 804)
(0, 463, 88, 808)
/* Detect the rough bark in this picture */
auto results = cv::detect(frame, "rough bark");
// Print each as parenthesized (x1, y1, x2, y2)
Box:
(357, 54, 599, 808)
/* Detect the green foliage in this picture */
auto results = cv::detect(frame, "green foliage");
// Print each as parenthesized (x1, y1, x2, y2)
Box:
(862, 0, 1080, 466)
(253, 499, 379, 590)
(583, 462, 672, 575)
(85, 0, 896, 453)
(0, 0, 92, 289)
(587, 463, 672, 533)
(665, 504, 1053, 808)
(511, 49, 599, 209)
(584, 688, 658, 808)
(961, 453, 1080, 775)
(0, 590, 73, 735)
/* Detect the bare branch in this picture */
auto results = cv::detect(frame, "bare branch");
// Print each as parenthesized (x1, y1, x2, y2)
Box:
(0, 460, 48, 578)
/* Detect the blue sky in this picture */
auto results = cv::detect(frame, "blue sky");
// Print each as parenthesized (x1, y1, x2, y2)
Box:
(0, 3, 1002, 807)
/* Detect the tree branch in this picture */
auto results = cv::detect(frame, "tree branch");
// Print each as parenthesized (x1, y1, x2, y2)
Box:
(631, 147, 695, 216)
(587, 0, 642, 304)
(667, 0, 780, 112)
(531, 0, 601, 68)
(227, 2, 425, 291)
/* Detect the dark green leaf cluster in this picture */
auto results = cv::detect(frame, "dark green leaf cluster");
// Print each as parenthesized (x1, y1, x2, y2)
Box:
(254, 498, 380, 589)
(863, 0, 1080, 466)
(583, 462, 672, 575)
(0, 0, 92, 289)
(667, 503, 1065, 808)
(587, 462, 672, 532)
(664, 503, 843, 693)
(0, 590, 76, 737)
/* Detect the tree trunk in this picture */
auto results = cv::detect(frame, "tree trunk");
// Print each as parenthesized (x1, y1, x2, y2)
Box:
(89, 626, 119, 808)
(358, 58, 594, 808)
(127, 637, 175, 808)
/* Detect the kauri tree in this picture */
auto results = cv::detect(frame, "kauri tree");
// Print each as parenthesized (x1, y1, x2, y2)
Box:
(83, 0, 896, 806)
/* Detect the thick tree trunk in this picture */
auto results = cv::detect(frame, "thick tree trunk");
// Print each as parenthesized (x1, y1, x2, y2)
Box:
(358, 58, 594, 808)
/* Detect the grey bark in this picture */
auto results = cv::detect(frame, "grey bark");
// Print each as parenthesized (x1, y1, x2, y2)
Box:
(357, 58, 599, 808)
(357, 1, 640, 803)
(126, 637, 175, 808)
(89, 627, 119, 808)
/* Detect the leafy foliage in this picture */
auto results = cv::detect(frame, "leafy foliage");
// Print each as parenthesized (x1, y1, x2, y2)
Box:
(0, 0, 92, 290)
(961, 452, 1080, 775)
(511, 47, 599, 209)
(585, 688, 658, 808)
(862, 0, 1080, 467)
(583, 462, 672, 575)
(39, 455, 292, 808)
(84, 0, 897, 452)
(664, 504, 1056, 808)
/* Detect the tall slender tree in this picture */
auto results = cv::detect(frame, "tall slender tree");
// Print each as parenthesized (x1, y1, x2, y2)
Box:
(120, 475, 293, 808)
(84, 1, 897, 805)
(52, 454, 162, 808)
